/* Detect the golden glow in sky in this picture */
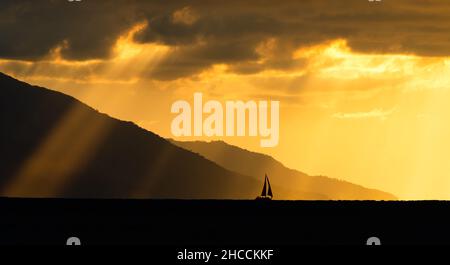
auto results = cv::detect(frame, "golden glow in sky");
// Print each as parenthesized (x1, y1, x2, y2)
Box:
(2, 22, 450, 200)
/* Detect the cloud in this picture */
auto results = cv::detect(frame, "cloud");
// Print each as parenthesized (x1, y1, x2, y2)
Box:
(332, 108, 396, 120)
(2, 0, 450, 79)
(0, 0, 138, 60)
(172, 6, 198, 26)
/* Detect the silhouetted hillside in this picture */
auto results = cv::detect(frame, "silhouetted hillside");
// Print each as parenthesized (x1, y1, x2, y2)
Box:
(171, 140, 397, 200)
(0, 72, 395, 200)
(0, 72, 292, 199)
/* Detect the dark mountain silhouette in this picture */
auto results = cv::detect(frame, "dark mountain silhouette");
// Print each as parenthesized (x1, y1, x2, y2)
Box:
(171, 140, 397, 200)
(0, 72, 395, 200)
(0, 72, 291, 199)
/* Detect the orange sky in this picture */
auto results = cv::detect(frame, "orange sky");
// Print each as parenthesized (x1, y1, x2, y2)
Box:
(2, 1, 450, 199)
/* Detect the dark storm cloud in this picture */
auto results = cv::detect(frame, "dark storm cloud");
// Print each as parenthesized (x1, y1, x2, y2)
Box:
(2, 0, 450, 79)
(0, 0, 138, 60)
(148, 40, 261, 80)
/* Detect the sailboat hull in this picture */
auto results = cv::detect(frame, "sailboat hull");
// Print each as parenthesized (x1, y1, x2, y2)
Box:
(255, 196, 272, 201)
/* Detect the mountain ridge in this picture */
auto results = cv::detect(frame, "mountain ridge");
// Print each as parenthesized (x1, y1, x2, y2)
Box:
(171, 140, 397, 200)
(0, 72, 326, 199)
(0, 72, 395, 200)
(0, 72, 261, 199)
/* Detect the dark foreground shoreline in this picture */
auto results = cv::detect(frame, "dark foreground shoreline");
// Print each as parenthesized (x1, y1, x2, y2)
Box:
(1, 198, 449, 245)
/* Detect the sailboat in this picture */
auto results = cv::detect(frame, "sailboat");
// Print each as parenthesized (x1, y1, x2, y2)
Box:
(256, 174, 273, 200)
